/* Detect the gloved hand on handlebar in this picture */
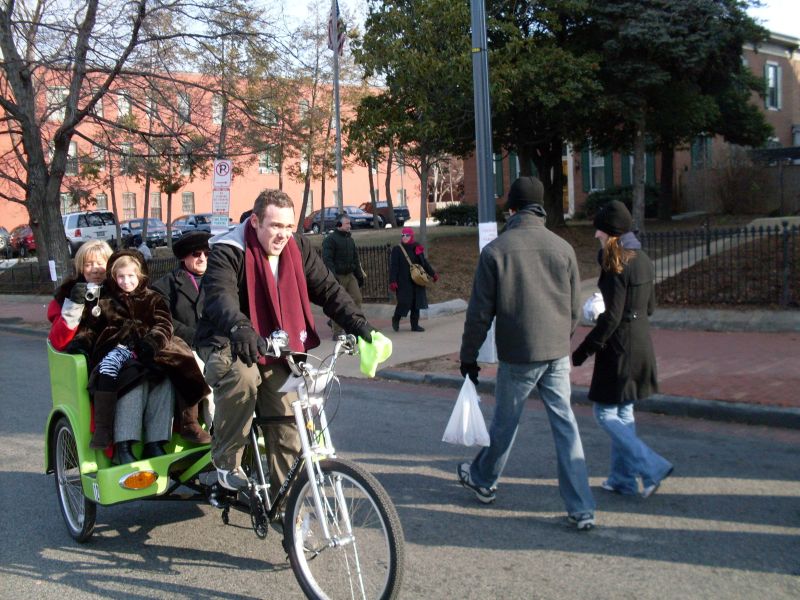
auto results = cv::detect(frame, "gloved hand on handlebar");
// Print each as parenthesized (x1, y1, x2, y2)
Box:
(358, 331, 393, 378)
(230, 323, 268, 367)
(353, 322, 374, 344)
(69, 282, 88, 304)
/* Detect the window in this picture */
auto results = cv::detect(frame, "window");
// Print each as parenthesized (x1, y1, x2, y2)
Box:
(65, 142, 78, 176)
(95, 193, 108, 210)
(122, 192, 137, 220)
(691, 135, 712, 169)
(181, 152, 192, 177)
(589, 148, 605, 191)
(765, 62, 781, 110)
(182, 191, 195, 213)
(298, 98, 310, 120)
(397, 188, 407, 206)
(147, 94, 159, 120)
(116, 90, 131, 119)
(120, 142, 133, 175)
(91, 89, 103, 118)
(211, 94, 224, 125)
(60, 193, 78, 214)
(150, 192, 162, 220)
(260, 104, 278, 127)
(258, 147, 279, 174)
(177, 91, 191, 122)
(47, 87, 68, 121)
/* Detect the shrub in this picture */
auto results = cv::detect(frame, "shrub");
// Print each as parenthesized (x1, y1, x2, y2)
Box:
(431, 203, 506, 226)
(584, 185, 659, 219)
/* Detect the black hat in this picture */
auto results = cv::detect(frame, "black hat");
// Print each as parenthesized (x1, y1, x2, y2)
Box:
(594, 201, 633, 236)
(505, 176, 544, 212)
(173, 231, 212, 258)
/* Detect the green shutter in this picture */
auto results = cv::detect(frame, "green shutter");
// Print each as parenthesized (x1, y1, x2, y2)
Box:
(581, 149, 590, 192)
(646, 151, 656, 184)
(493, 153, 504, 197)
(509, 152, 518, 181)
(621, 155, 631, 186)
(764, 63, 769, 109)
(691, 138, 699, 168)
(604, 152, 614, 188)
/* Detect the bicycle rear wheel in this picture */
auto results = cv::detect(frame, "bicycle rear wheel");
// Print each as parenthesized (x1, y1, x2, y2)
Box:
(284, 458, 404, 600)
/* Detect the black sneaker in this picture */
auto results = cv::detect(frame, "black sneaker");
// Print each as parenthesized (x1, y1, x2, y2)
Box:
(457, 462, 496, 504)
(567, 512, 596, 531)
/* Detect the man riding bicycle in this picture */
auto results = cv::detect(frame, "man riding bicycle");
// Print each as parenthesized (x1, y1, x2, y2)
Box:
(195, 189, 376, 492)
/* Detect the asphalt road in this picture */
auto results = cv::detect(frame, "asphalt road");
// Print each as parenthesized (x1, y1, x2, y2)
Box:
(2, 331, 799, 599)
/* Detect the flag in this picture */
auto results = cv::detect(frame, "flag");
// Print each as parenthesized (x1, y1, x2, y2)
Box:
(327, 0, 345, 56)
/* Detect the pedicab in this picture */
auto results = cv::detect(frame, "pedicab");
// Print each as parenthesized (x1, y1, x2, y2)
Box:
(45, 330, 404, 600)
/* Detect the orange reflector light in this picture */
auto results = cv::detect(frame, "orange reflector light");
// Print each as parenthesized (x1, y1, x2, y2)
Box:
(119, 470, 158, 490)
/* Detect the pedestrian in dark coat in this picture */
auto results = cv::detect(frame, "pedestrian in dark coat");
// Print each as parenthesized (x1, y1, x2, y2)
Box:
(572, 200, 673, 498)
(151, 230, 213, 443)
(389, 227, 437, 332)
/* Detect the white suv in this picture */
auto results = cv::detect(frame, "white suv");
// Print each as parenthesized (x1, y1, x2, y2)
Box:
(63, 210, 118, 256)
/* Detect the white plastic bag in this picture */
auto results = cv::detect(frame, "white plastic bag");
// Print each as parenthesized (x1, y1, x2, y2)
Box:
(582, 291, 605, 324)
(442, 377, 490, 447)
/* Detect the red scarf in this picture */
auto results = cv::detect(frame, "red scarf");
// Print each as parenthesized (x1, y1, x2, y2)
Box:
(244, 226, 320, 364)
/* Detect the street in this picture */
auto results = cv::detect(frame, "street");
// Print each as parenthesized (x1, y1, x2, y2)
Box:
(1, 330, 799, 599)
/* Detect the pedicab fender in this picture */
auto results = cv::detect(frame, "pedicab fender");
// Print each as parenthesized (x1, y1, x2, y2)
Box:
(45, 342, 213, 506)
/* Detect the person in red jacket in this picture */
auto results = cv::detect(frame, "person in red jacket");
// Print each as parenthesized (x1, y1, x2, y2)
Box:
(47, 240, 114, 350)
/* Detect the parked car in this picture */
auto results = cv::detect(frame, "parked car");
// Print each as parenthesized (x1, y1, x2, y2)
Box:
(62, 210, 118, 256)
(0, 226, 10, 257)
(171, 213, 212, 235)
(9, 224, 36, 257)
(120, 218, 175, 248)
(359, 201, 410, 228)
(303, 206, 376, 234)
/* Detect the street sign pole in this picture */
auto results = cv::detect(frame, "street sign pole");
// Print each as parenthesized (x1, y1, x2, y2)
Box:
(211, 159, 232, 235)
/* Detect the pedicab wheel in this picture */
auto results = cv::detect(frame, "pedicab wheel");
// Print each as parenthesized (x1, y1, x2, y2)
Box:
(53, 417, 96, 542)
(284, 458, 404, 600)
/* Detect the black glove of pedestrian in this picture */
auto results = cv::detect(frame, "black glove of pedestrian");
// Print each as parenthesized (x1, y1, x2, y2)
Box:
(229, 323, 268, 367)
(460, 361, 480, 385)
(571, 346, 589, 367)
(136, 336, 160, 365)
(355, 270, 365, 288)
(69, 282, 88, 304)
(65, 337, 92, 358)
(352, 322, 373, 344)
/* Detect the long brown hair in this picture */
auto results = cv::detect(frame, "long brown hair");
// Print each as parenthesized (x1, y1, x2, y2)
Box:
(602, 236, 636, 274)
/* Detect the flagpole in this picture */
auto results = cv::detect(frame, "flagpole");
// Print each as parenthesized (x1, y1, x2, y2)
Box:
(332, 0, 344, 211)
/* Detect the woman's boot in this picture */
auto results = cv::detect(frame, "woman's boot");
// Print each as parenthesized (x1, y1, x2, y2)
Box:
(180, 399, 212, 444)
(115, 441, 137, 464)
(410, 313, 425, 332)
(391, 316, 400, 332)
(90, 391, 117, 449)
(142, 441, 166, 458)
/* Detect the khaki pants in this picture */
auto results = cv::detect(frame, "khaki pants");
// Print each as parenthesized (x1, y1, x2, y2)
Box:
(199, 345, 300, 491)
(331, 272, 362, 335)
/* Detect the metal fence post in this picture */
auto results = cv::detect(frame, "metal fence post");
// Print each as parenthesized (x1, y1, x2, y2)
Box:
(781, 221, 790, 307)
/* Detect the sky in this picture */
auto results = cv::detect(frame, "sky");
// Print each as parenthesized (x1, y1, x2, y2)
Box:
(746, 0, 800, 38)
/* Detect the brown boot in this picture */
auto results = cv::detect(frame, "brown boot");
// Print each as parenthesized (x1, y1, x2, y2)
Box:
(90, 390, 117, 449)
(180, 401, 211, 444)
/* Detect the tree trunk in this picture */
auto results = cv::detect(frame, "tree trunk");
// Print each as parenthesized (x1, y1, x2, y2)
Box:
(524, 143, 566, 229)
(658, 143, 674, 221)
(632, 117, 647, 233)
(368, 162, 378, 228)
(418, 158, 430, 247)
(384, 143, 397, 227)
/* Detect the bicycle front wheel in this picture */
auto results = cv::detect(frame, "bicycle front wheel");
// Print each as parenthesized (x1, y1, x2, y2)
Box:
(284, 458, 404, 600)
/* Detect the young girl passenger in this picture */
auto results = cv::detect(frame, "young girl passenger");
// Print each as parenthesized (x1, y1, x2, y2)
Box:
(69, 249, 210, 463)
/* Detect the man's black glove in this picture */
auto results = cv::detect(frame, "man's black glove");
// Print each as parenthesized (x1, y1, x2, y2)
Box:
(352, 322, 373, 344)
(136, 336, 160, 365)
(229, 323, 268, 367)
(65, 337, 92, 358)
(571, 346, 589, 367)
(460, 361, 480, 385)
(69, 282, 88, 304)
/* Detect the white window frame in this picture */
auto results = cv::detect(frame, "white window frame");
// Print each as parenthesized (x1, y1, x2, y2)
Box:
(93, 145, 106, 170)
(765, 62, 781, 110)
(397, 188, 407, 206)
(47, 86, 68, 122)
(211, 94, 224, 125)
(177, 91, 191, 122)
(120, 142, 133, 175)
(181, 191, 195, 213)
(116, 90, 131, 119)
(122, 192, 137, 220)
(95, 192, 108, 210)
(65, 141, 79, 176)
(150, 192, 162, 220)
(258, 147, 279, 174)
(589, 147, 605, 191)
(61, 192, 79, 214)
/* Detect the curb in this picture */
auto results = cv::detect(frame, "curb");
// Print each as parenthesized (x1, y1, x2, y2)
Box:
(377, 369, 800, 430)
(0, 323, 49, 338)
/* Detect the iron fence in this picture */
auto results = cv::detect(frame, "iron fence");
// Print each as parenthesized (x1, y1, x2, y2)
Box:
(640, 222, 799, 307)
(0, 245, 394, 302)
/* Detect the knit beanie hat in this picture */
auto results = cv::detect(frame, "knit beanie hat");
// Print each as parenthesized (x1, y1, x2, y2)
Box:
(594, 200, 633, 236)
(505, 176, 544, 212)
(401, 227, 415, 243)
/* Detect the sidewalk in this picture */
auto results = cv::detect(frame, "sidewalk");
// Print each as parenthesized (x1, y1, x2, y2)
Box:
(4, 292, 799, 429)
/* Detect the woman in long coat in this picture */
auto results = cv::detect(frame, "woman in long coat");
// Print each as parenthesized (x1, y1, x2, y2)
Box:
(389, 227, 437, 332)
(572, 201, 673, 498)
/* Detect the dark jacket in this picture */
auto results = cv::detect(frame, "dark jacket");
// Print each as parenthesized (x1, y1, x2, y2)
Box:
(195, 223, 370, 350)
(72, 249, 210, 404)
(322, 229, 362, 277)
(460, 207, 581, 363)
(389, 242, 435, 315)
(151, 266, 204, 347)
(577, 237, 658, 404)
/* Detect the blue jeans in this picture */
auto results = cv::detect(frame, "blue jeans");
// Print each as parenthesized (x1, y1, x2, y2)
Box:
(470, 357, 595, 516)
(593, 403, 672, 492)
